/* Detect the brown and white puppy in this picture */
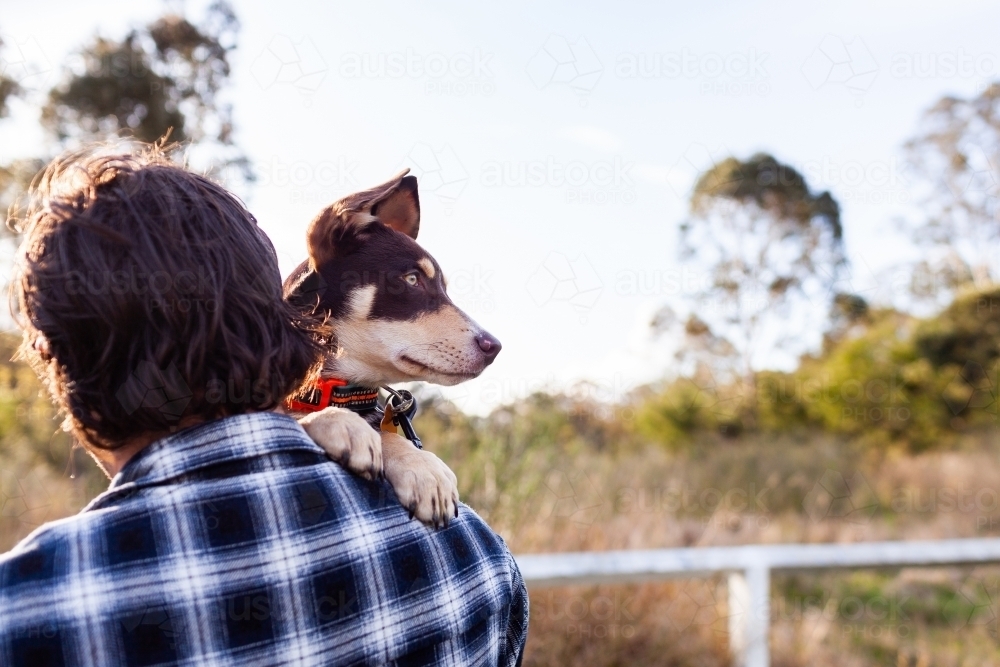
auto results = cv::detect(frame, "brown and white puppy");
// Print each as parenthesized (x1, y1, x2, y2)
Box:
(283, 170, 501, 527)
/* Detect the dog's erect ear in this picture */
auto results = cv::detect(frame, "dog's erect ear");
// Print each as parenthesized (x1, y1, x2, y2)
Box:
(371, 173, 420, 240)
(307, 170, 421, 270)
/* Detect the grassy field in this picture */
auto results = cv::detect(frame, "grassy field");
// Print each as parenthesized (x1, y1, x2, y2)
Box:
(410, 396, 1000, 666)
(486, 433, 1000, 666)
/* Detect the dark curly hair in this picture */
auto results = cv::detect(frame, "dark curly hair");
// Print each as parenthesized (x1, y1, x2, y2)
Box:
(12, 144, 325, 450)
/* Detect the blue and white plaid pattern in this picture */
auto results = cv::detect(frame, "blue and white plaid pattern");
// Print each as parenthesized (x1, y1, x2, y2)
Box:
(0, 412, 528, 666)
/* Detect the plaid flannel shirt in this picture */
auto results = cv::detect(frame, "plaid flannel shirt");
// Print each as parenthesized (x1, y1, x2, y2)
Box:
(0, 412, 528, 666)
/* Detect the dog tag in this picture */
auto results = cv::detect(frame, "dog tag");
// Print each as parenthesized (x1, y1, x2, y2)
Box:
(380, 404, 398, 433)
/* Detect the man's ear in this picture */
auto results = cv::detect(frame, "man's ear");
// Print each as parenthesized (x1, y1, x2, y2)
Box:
(306, 170, 421, 270)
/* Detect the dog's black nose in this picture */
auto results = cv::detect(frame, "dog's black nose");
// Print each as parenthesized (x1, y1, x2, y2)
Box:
(476, 332, 502, 362)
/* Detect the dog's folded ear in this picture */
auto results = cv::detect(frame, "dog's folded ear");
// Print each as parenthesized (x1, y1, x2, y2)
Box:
(284, 267, 327, 313)
(307, 170, 421, 270)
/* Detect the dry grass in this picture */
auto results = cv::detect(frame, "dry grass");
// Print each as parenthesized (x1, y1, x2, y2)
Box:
(463, 431, 1000, 666)
(0, 450, 103, 552)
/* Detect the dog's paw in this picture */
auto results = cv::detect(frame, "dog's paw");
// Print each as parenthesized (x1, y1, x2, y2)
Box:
(299, 407, 383, 481)
(381, 432, 459, 529)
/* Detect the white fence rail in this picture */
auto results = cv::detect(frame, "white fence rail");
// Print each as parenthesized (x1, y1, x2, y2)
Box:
(515, 538, 1000, 667)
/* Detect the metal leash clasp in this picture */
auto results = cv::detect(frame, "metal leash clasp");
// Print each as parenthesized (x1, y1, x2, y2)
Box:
(380, 386, 423, 449)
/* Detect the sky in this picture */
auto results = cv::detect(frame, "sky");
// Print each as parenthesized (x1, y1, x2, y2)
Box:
(0, 0, 996, 413)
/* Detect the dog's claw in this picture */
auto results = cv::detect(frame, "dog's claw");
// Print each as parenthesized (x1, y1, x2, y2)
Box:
(381, 433, 459, 529)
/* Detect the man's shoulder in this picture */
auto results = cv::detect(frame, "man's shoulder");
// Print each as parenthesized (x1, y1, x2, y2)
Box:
(0, 499, 128, 591)
(0, 442, 516, 582)
(0, 523, 65, 588)
(0, 452, 521, 646)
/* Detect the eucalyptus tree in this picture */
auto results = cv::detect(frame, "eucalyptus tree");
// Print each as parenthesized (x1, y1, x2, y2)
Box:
(905, 84, 1000, 287)
(654, 153, 846, 416)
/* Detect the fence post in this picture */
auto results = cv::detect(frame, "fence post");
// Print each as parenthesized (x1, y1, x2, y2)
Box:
(746, 565, 770, 667)
(727, 571, 750, 666)
(728, 566, 770, 667)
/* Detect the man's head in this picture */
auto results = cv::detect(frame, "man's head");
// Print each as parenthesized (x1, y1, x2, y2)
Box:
(13, 145, 324, 451)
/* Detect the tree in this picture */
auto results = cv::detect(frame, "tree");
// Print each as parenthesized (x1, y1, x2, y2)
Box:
(0, 35, 36, 225)
(823, 292, 870, 349)
(905, 84, 1000, 287)
(2, 2, 250, 227)
(654, 153, 845, 414)
(0, 158, 44, 226)
(0, 36, 22, 119)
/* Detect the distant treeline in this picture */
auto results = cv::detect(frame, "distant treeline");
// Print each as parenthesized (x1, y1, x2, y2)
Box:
(635, 286, 1000, 452)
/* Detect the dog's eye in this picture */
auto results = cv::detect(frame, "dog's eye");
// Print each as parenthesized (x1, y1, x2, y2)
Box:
(403, 272, 419, 286)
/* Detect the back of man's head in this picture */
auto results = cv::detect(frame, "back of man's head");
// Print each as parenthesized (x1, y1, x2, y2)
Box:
(13, 145, 324, 450)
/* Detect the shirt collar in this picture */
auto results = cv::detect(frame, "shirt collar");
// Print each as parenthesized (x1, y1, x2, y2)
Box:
(84, 411, 321, 511)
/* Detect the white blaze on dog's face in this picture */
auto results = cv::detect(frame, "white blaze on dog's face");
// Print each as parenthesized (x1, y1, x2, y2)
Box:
(283, 170, 501, 387)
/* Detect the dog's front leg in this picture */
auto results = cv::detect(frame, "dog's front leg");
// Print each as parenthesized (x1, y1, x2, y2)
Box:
(299, 407, 383, 481)
(381, 432, 459, 529)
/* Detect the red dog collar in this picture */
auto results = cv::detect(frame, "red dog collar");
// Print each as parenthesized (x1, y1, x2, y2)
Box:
(285, 378, 379, 413)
